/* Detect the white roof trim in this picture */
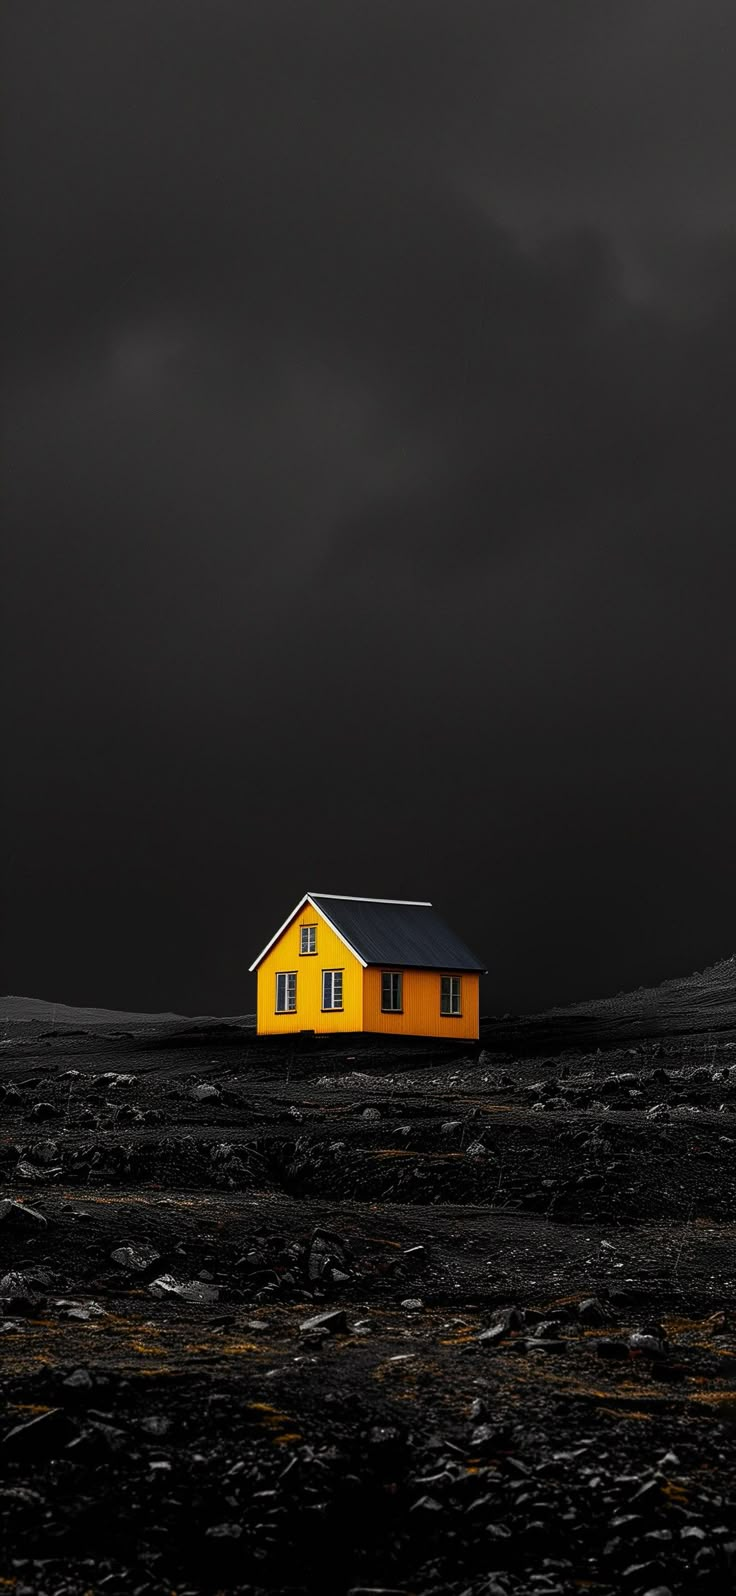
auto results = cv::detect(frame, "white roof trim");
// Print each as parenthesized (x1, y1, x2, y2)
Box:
(309, 893, 432, 906)
(248, 894, 311, 972)
(249, 892, 373, 972)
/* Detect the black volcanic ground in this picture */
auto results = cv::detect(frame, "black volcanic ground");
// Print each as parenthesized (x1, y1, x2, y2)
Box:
(1, 965, 736, 1596)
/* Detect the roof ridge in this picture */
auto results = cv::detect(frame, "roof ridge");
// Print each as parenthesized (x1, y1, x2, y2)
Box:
(250, 893, 485, 973)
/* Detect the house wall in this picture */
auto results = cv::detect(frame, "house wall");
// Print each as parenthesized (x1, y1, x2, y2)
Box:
(362, 968, 480, 1040)
(256, 902, 363, 1034)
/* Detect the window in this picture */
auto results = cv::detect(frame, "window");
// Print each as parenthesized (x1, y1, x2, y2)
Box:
(275, 971, 297, 1012)
(381, 971, 403, 1012)
(300, 924, 317, 955)
(440, 975, 462, 1016)
(322, 969, 343, 1010)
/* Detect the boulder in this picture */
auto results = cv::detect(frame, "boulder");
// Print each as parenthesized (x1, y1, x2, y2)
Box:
(0, 1199, 47, 1229)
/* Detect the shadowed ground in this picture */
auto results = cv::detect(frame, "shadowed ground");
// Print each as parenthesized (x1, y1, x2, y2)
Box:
(1, 978, 735, 1594)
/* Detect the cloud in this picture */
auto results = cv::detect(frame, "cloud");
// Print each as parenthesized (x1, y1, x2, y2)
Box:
(1, 2, 735, 1011)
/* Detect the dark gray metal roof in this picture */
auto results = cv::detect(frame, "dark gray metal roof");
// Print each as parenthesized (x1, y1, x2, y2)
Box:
(310, 896, 485, 972)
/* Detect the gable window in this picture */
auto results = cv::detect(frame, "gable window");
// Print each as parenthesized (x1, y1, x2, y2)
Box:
(322, 969, 343, 1011)
(300, 925, 317, 955)
(275, 971, 297, 1013)
(381, 971, 403, 1012)
(440, 975, 462, 1016)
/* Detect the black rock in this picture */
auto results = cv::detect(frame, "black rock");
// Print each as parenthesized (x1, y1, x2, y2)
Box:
(577, 1296, 608, 1326)
(299, 1309, 347, 1334)
(3, 1407, 77, 1457)
(0, 1199, 47, 1229)
(477, 1307, 523, 1344)
(628, 1328, 668, 1360)
(0, 1269, 48, 1317)
(470, 1423, 512, 1454)
(66, 1420, 128, 1458)
(529, 1319, 565, 1340)
(631, 1479, 661, 1506)
(410, 1494, 443, 1513)
(63, 1368, 94, 1393)
(111, 1245, 161, 1273)
(476, 1321, 508, 1346)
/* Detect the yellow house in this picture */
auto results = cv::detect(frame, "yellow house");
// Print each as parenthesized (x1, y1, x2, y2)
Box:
(249, 893, 485, 1040)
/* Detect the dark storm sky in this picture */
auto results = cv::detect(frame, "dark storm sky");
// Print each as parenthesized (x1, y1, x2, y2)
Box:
(2, 1, 735, 1016)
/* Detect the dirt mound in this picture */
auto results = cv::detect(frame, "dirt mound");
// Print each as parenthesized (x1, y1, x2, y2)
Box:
(484, 954, 736, 1052)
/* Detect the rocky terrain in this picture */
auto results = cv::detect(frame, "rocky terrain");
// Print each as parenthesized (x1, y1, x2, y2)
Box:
(1, 981, 736, 1595)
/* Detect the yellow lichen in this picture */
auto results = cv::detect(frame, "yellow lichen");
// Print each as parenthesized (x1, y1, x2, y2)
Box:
(596, 1407, 653, 1421)
(689, 1390, 736, 1411)
(662, 1481, 689, 1502)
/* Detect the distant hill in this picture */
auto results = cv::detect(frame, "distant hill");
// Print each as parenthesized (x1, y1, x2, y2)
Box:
(0, 995, 184, 1030)
(482, 954, 736, 1052)
(547, 954, 736, 1026)
(0, 994, 256, 1038)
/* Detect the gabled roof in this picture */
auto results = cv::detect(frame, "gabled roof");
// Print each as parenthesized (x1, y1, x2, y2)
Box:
(249, 894, 485, 973)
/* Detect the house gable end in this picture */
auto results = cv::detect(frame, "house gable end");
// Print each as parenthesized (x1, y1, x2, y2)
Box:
(253, 897, 365, 1033)
(249, 895, 367, 973)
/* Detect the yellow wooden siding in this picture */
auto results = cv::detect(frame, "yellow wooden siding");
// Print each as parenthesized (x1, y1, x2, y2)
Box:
(362, 968, 480, 1040)
(255, 902, 363, 1034)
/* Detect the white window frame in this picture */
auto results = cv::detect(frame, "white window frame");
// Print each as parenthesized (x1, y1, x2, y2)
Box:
(300, 924, 317, 955)
(322, 969, 344, 1011)
(440, 975, 462, 1016)
(381, 971, 403, 1012)
(275, 971, 297, 1013)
